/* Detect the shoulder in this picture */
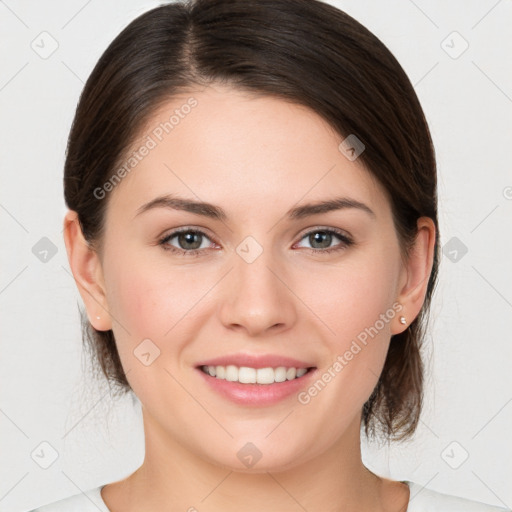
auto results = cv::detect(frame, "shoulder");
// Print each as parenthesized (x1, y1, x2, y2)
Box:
(27, 481, 511, 512)
(406, 481, 511, 512)
(27, 486, 110, 512)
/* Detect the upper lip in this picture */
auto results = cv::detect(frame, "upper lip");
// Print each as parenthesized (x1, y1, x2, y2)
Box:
(196, 354, 315, 369)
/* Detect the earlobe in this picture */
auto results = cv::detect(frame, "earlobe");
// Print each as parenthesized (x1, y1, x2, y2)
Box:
(63, 210, 112, 331)
(392, 217, 436, 334)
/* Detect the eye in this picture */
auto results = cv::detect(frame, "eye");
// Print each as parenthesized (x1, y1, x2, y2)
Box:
(158, 226, 354, 257)
(294, 228, 354, 254)
(158, 228, 216, 256)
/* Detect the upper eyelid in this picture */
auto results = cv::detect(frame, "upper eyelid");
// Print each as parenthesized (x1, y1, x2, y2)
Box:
(161, 226, 217, 243)
(297, 225, 351, 238)
(293, 228, 353, 249)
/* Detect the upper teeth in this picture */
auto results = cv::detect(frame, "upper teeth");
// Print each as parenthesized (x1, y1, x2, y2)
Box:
(202, 365, 308, 384)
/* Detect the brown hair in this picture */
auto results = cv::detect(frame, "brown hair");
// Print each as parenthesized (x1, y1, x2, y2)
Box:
(64, 0, 439, 442)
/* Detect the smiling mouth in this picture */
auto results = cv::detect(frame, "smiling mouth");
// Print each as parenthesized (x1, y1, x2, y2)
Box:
(199, 365, 315, 385)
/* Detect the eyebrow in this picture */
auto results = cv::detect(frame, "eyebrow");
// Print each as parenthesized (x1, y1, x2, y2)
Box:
(134, 194, 376, 221)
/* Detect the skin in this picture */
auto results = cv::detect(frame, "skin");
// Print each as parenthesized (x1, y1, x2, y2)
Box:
(64, 83, 436, 512)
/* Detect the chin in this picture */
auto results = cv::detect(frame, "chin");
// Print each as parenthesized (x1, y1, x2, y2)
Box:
(201, 440, 312, 474)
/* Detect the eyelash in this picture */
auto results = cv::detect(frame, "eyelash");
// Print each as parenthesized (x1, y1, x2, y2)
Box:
(158, 227, 354, 257)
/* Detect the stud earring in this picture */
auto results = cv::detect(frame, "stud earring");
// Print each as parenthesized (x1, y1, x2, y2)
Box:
(399, 316, 407, 325)
(96, 316, 101, 320)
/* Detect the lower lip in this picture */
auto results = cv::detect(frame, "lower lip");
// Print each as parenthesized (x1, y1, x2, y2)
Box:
(196, 368, 317, 406)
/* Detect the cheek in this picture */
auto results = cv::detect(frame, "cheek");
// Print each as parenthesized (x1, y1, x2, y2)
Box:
(102, 252, 214, 369)
(300, 253, 400, 402)
(306, 254, 398, 344)
(105, 239, 215, 322)
(102, 256, 215, 408)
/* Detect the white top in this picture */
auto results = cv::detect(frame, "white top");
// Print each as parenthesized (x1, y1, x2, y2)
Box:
(28, 481, 511, 511)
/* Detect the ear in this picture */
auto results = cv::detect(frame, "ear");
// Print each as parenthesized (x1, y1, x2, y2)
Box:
(63, 210, 112, 331)
(391, 217, 436, 335)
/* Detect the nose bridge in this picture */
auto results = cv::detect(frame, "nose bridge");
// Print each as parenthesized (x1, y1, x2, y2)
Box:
(218, 238, 296, 335)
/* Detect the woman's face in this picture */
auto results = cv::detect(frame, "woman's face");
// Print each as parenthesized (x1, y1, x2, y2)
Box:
(93, 84, 411, 471)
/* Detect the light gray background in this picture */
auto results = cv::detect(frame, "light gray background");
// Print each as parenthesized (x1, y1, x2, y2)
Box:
(1, 1, 511, 511)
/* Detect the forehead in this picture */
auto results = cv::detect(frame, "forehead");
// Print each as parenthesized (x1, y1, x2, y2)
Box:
(107, 84, 389, 221)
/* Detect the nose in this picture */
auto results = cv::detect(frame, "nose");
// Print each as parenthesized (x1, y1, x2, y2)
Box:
(218, 248, 298, 337)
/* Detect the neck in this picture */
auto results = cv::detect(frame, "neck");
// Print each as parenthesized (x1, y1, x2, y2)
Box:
(105, 410, 399, 512)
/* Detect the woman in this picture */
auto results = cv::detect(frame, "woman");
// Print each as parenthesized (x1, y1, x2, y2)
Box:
(30, 0, 510, 510)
